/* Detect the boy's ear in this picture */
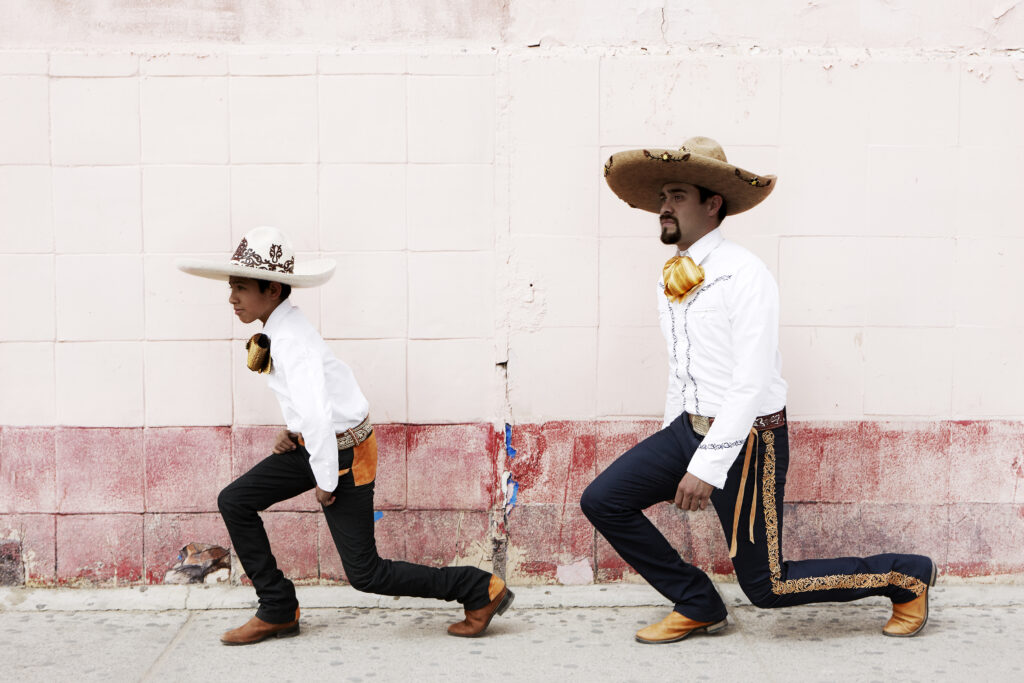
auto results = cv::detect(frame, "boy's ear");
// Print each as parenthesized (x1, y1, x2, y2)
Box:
(269, 281, 283, 301)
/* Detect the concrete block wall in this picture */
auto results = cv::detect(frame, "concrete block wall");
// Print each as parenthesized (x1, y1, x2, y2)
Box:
(1, 0, 1023, 586)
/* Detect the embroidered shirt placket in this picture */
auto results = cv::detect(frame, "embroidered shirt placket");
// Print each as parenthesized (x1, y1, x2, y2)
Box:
(682, 274, 731, 422)
(664, 289, 686, 414)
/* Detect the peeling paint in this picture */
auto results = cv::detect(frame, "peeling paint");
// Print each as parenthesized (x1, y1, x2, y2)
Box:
(992, 1, 1020, 21)
(501, 471, 519, 516)
(556, 557, 594, 585)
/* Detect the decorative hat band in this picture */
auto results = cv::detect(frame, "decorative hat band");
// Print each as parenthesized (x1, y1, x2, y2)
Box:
(231, 237, 295, 274)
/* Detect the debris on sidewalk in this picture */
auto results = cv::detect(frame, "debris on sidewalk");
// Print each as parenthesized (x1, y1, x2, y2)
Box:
(163, 543, 230, 584)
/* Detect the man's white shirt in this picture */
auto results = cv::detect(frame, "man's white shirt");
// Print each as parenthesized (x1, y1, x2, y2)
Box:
(262, 299, 370, 493)
(656, 228, 788, 489)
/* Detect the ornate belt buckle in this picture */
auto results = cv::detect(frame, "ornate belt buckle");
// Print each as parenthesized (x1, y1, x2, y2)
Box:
(690, 414, 711, 436)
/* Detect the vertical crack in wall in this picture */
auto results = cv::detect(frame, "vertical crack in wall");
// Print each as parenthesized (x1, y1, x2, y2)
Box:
(490, 50, 514, 579)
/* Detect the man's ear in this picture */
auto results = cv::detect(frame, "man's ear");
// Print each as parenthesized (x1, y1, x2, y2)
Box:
(707, 194, 723, 217)
(268, 281, 283, 301)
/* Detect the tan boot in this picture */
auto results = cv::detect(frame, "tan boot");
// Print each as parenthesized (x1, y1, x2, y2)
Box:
(220, 608, 300, 645)
(883, 561, 937, 637)
(635, 611, 728, 644)
(447, 575, 514, 638)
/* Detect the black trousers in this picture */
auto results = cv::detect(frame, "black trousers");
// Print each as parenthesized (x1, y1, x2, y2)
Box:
(218, 443, 492, 624)
(581, 412, 932, 623)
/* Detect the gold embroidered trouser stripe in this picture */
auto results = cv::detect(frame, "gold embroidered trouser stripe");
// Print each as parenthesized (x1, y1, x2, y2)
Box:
(759, 429, 927, 597)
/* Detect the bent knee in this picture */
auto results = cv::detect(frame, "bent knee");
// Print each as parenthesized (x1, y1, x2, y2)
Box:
(579, 484, 604, 519)
(344, 557, 385, 593)
(739, 579, 781, 609)
(216, 486, 236, 514)
(346, 568, 381, 593)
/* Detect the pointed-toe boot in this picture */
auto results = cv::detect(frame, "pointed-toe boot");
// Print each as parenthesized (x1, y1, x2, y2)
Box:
(883, 560, 937, 638)
(220, 607, 300, 645)
(635, 611, 728, 644)
(447, 575, 514, 638)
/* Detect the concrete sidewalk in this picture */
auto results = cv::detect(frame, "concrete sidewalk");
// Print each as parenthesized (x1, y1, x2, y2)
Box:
(2, 583, 1024, 682)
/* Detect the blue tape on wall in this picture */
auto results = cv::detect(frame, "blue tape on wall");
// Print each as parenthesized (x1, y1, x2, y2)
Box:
(505, 423, 517, 458)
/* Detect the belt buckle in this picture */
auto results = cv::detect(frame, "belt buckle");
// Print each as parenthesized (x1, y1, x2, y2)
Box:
(690, 414, 711, 436)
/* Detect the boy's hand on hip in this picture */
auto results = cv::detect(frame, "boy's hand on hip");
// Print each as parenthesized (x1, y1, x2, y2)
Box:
(316, 486, 336, 507)
(273, 429, 297, 454)
(674, 472, 713, 511)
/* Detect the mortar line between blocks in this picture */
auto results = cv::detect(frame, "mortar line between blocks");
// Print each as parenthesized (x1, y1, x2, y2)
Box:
(140, 611, 196, 682)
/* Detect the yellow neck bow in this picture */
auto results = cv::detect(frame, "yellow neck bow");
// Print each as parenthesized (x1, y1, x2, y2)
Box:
(662, 254, 705, 303)
(245, 333, 273, 374)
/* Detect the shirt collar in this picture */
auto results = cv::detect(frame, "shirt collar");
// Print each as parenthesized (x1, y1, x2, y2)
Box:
(681, 228, 724, 265)
(262, 298, 293, 339)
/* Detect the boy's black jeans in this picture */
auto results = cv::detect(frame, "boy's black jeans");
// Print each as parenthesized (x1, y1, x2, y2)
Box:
(218, 443, 493, 624)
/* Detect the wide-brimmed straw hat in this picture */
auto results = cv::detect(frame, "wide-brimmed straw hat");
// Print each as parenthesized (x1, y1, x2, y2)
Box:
(604, 136, 776, 215)
(176, 226, 334, 287)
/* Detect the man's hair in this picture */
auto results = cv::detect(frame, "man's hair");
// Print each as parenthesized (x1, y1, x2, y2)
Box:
(256, 279, 291, 301)
(695, 185, 727, 224)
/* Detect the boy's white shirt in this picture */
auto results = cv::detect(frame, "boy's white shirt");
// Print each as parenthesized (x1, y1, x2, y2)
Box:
(261, 299, 370, 492)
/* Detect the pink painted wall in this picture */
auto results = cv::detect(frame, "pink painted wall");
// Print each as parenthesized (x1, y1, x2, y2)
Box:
(1, 2, 1023, 585)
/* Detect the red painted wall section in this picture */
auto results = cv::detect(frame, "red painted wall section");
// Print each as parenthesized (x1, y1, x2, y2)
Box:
(406, 424, 496, 511)
(56, 514, 143, 585)
(1, 420, 1022, 586)
(0, 514, 56, 584)
(1, 428, 56, 513)
(56, 428, 144, 513)
(144, 427, 232, 513)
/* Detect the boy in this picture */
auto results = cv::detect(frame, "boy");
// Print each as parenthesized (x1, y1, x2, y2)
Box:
(178, 226, 513, 645)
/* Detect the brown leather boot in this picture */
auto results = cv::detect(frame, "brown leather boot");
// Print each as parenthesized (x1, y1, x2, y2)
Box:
(447, 575, 514, 638)
(220, 607, 300, 645)
(635, 611, 728, 644)
(883, 560, 937, 637)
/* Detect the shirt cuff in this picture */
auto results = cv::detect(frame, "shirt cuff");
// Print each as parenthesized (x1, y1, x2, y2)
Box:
(686, 447, 738, 490)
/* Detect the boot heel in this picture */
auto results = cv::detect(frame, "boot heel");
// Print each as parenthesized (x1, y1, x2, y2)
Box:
(275, 624, 300, 639)
(496, 589, 515, 616)
(705, 618, 728, 635)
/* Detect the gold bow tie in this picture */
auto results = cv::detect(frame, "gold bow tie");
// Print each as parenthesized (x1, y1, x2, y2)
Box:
(662, 255, 705, 303)
(245, 334, 273, 374)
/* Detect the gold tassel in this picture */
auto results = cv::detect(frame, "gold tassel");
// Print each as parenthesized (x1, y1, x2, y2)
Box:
(729, 428, 758, 559)
(245, 334, 273, 374)
(662, 255, 705, 303)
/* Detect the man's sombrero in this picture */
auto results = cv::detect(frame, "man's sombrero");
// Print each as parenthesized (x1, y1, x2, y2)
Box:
(604, 136, 776, 215)
(176, 225, 334, 287)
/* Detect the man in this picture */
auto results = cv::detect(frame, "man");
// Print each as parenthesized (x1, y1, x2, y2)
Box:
(581, 137, 934, 644)
(177, 226, 513, 645)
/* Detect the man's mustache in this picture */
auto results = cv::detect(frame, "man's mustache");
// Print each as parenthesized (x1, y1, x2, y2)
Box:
(660, 213, 677, 226)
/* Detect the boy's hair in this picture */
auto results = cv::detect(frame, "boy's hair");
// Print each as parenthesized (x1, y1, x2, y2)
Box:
(256, 279, 292, 301)
(695, 185, 728, 224)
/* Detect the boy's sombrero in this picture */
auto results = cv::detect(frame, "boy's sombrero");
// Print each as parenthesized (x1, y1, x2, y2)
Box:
(177, 226, 334, 287)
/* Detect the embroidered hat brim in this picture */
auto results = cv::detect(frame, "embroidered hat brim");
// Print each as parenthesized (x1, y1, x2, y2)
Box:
(604, 136, 776, 215)
(175, 258, 335, 287)
(176, 225, 335, 288)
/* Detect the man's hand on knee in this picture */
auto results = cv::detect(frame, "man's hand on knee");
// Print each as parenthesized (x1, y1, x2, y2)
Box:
(273, 429, 298, 454)
(674, 472, 713, 511)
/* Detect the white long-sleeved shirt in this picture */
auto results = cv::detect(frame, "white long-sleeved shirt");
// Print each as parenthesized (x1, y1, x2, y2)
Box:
(261, 299, 370, 492)
(657, 228, 788, 489)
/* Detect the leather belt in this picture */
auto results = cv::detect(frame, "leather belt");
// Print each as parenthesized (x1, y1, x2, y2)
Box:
(689, 407, 786, 437)
(297, 415, 373, 451)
